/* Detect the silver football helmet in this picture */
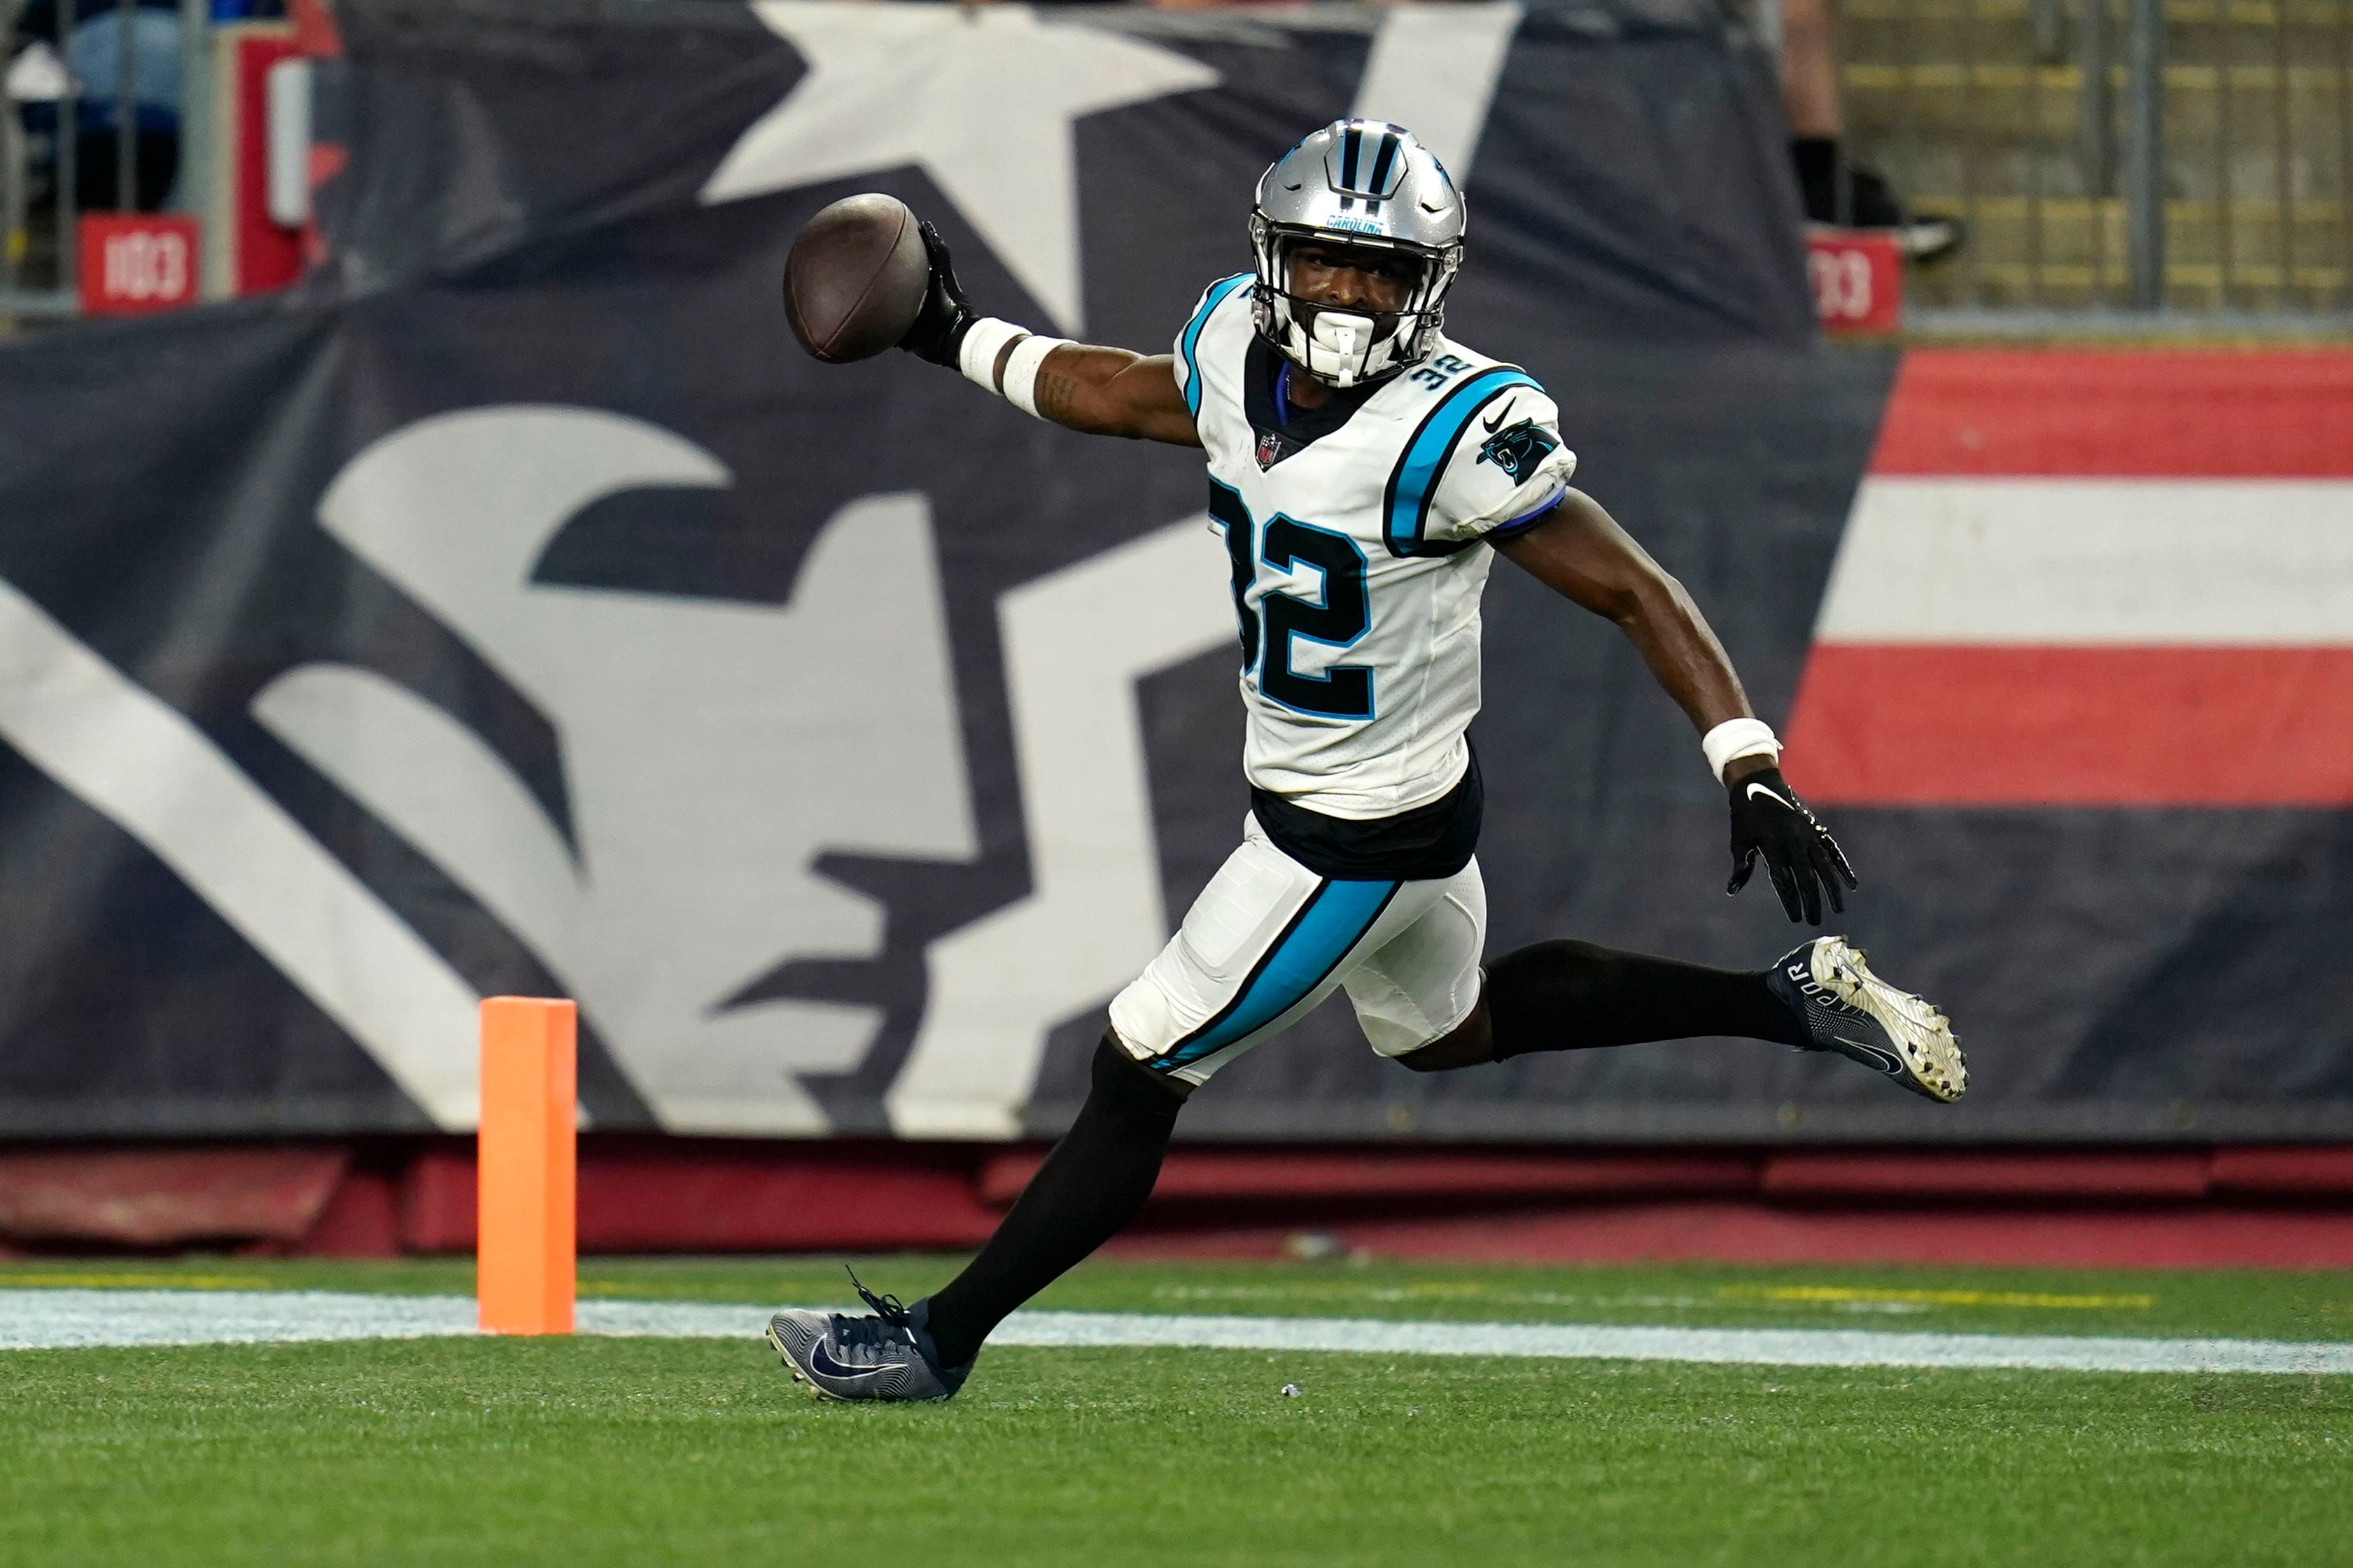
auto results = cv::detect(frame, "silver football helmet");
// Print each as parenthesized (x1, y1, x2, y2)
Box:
(1251, 120, 1466, 388)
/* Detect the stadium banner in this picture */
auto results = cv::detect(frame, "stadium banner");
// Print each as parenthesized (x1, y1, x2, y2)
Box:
(0, 0, 2346, 1143)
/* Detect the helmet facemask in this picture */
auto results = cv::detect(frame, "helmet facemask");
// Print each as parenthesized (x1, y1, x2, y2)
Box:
(1250, 217, 1461, 390)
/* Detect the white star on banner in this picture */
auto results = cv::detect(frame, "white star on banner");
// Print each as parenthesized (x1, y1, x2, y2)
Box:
(703, 1, 1221, 334)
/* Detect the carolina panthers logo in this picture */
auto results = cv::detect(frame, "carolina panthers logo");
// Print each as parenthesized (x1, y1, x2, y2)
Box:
(1477, 418, 1561, 486)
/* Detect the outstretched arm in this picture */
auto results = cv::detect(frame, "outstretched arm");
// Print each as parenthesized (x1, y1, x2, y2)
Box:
(1491, 488, 1753, 738)
(1494, 489, 1857, 925)
(1025, 346, 1200, 446)
(898, 222, 1200, 446)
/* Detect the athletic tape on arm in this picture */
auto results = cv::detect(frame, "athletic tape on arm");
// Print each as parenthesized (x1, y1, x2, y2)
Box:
(1702, 717, 1780, 782)
(960, 317, 1030, 395)
(1002, 334, 1074, 419)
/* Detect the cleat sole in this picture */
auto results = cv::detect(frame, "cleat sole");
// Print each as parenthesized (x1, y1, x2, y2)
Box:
(1819, 939, 1967, 1103)
(1785, 936, 1969, 1105)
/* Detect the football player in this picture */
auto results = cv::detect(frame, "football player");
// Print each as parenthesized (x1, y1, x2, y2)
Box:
(768, 120, 1965, 1404)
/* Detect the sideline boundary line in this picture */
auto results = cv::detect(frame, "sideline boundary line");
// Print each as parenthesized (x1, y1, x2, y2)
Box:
(5, 1289, 2352, 1374)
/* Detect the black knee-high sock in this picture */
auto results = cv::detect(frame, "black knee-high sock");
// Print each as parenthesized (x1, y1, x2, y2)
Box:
(923, 1039, 1186, 1367)
(1484, 940, 1808, 1059)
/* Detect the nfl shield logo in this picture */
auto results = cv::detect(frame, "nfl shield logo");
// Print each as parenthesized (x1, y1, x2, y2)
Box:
(1255, 430, 1285, 470)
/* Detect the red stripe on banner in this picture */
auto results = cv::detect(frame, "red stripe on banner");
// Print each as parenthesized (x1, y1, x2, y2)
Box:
(1783, 644, 2353, 805)
(1870, 351, 2353, 477)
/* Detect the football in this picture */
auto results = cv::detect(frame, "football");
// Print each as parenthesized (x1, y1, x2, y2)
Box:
(782, 192, 932, 363)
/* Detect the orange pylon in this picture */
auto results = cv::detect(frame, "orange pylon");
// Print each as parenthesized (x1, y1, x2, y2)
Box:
(477, 997, 576, 1335)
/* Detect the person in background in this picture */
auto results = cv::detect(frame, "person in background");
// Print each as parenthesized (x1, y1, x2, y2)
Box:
(9, 0, 274, 214)
(1131, 0, 1964, 263)
(61, 0, 183, 211)
(2, 0, 23, 299)
(1778, 0, 1960, 260)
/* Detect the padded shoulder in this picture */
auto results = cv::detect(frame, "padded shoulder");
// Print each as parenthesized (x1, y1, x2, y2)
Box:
(1380, 360, 1576, 556)
(1172, 274, 1254, 420)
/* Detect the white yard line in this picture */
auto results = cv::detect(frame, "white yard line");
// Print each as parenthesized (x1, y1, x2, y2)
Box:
(3, 1290, 2350, 1376)
(995, 1312, 2353, 1376)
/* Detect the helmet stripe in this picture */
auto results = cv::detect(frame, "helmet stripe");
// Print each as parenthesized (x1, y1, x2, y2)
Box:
(1340, 125, 1363, 190)
(1367, 130, 1400, 199)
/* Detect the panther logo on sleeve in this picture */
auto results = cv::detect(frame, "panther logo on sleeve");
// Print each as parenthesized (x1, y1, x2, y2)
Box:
(1475, 418, 1562, 486)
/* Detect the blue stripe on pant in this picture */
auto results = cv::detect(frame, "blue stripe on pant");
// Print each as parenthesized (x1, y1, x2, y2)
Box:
(1154, 879, 1400, 1071)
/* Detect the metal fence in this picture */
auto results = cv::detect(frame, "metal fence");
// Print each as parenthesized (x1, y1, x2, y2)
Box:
(12, 2, 2353, 330)
(2, 0, 213, 328)
(1, 0, 21, 316)
(1841, 0, 2353, 321)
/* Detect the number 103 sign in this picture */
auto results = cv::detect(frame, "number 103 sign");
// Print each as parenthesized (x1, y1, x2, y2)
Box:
(78, 215, 203, 317)
(1805, 230, 1902, 336)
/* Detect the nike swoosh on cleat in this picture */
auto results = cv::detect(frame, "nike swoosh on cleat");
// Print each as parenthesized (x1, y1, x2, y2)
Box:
(1832, 1036, 1906, 1077)
(1482, 398, 1518, 432)
(1746, 782, 1797, 811)
(808, 1342, 903, 1380)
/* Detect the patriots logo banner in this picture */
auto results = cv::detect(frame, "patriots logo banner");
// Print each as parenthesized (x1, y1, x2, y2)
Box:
(0, 0, 2343, 1144)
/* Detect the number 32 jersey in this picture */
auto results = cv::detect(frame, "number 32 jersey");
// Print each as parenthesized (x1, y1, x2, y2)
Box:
(1173, 274, 1579, 821)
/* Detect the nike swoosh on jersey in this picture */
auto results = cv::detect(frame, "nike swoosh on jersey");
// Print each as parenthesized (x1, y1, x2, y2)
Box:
(808, 1341, 901, 1380)
(1746, 782, 1797, 811)
(1482, 397, 1519, 433)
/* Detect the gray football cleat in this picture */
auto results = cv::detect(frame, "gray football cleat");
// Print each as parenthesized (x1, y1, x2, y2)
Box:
(766, 1271, 973, 1403)
(1768, 936, 1967, 1103)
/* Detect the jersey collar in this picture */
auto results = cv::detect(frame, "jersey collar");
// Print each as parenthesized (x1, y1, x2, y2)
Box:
(1245, 334, 1381, 469)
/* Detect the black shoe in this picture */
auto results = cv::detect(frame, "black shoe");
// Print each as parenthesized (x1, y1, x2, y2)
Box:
(766, 1269, 976, 1403)
(1843, 166, 1965, 262)
(1766, 936, 1967, 1103)
(1794, 140, 1965, 263)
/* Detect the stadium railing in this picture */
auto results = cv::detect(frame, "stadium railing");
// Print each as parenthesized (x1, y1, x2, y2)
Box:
(1839, 0, 2353, 333)
(8, 3, 2349, 330)
(1, 0, 214, 329)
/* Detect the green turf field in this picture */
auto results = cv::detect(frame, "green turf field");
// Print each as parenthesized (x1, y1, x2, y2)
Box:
(2, 1256, 2348, 1567)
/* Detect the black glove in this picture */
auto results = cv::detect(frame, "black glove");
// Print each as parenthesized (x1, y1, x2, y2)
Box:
(898, 220, 975, 367)
(1725, 765, 1856, 926)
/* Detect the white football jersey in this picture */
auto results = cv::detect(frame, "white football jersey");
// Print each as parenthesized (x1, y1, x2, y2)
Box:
(1172, 274, 1578, 819)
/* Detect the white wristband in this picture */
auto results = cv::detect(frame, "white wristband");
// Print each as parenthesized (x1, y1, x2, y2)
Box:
(958, 317, 1029, 395)
(1002, 332, 1074, 418)
(1702, 717, 1780, 782)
